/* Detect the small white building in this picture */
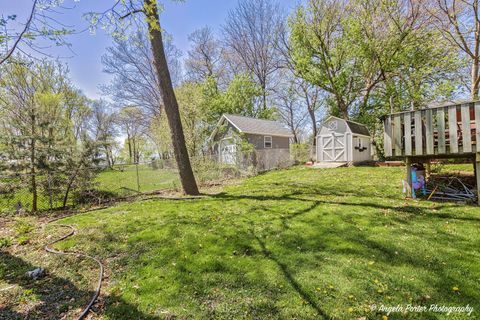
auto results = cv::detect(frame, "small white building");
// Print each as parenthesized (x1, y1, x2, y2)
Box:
(316, 116, 372, 163)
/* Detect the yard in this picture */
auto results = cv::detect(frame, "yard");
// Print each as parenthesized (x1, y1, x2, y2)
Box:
(0, 165, 180, 213)
(95, 165, 180, 195)
(1, 165, 479, 319)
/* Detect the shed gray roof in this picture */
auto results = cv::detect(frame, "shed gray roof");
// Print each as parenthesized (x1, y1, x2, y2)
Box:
(222, 114, 294, 137)
(320, 116, 371, 137)
(346, 120, 370, 136)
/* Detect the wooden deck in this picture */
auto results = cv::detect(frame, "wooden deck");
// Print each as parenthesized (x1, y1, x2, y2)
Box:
(383, 102, 480, 158)
(383, 101, 480, 204)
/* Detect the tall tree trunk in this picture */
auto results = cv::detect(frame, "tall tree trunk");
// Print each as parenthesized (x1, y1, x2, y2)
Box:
(291, 128, 299, 144)
(308, 107, 317, 147)
(332, 91, 349, 119)
(144, 0, 199, 195)
(30, 112, 37, 212)
(127, 133, 132, 164)
(262, 87, 267, 112)
(105, 144, 112, 168)
(132, 137, 137, 164)
(472, 56, 479, 99)
(473, 5, 480, 100)
(337, 97, 349, 120)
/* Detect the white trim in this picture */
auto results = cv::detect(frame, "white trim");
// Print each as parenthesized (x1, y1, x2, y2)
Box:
(244, 131, 293, 138)
(264, 136, 272, 148)
(208, 116, 227, 142)
(347, 131, 371, 138)
(222, 114, 244, 133)
(349, 133, 371, 138)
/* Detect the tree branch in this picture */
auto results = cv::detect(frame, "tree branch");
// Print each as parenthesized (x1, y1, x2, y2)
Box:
(0, 0, 38, 65)
(119, 9, 145, 20)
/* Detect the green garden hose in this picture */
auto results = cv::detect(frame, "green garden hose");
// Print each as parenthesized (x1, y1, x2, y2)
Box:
(44, 223, 104, 320)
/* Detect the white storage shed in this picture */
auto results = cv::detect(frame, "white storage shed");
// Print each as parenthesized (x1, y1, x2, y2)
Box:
(316, 116, 372, 163)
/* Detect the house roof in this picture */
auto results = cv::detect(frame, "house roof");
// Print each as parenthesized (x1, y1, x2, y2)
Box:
(220, 114, 294, 137)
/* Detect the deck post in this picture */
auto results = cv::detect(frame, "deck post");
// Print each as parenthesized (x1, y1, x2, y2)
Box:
(425, 160, 431, 181)
(476, 153, 480, 205)
(406, 157, 412, 197)
(474, 156, 477, 185)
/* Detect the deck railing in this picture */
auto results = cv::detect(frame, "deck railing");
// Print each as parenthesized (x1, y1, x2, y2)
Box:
(383, 102, 480, 157)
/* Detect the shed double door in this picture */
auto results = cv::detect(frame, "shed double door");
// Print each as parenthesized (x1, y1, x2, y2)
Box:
(220, 140, 237, 165)
(318, 133, 347, 162)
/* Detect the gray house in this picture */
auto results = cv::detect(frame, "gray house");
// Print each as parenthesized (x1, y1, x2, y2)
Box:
(210, 114, 293, 170)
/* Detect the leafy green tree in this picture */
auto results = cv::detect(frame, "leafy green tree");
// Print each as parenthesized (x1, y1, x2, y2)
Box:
(0, 58, 98, 211)
(117, 106, 148, 164)
(176, 82, 208, 156)
(290, 0, 462, 122)
(289, 0, 360, 119)
(202, 73, 274, 123)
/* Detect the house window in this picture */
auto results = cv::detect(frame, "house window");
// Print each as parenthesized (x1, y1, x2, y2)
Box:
(264, 136, 272, 148)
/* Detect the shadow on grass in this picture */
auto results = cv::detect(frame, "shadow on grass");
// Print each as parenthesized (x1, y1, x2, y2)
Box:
(252, 231, 330, 319)
(11, 171, 472, 319)
(210, 189, 479, 317)
(211, 192, 480, 223)
(0, 251, 158, 320)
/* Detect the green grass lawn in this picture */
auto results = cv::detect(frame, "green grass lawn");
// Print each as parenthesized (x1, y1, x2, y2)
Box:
(95, 165, 180, 195)
(46, 166, 480, 319)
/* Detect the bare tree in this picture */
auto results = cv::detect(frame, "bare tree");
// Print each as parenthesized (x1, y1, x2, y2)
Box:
(102, 27, 182, 116)
(223, 0, 284, 111)
(275, 20, 324, 147)
(89, 100, 118, 168)
(276, 83, 308, 143)
(428, 0, 480, 98)
(296, 80, 323, 147)
(185, 26, 224, 82)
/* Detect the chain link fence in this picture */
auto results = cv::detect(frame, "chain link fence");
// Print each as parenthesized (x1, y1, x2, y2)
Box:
(0, 151, 295, 214)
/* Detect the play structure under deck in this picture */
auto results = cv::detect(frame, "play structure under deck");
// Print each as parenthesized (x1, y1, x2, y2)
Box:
(382, 100, 480, 204)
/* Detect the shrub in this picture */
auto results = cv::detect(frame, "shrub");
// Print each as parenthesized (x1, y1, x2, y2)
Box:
(73, 189, 117, 205)
(291, 143, 312, 164)
(16, 235, 30, 245)
(0, 237, 13, 248)
(14, 218, 35, 235)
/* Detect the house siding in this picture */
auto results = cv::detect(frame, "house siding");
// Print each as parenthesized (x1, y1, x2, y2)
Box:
(245, 134, 290, 150)
(318, 118, 349, 136)
(351, 135, 372, 162)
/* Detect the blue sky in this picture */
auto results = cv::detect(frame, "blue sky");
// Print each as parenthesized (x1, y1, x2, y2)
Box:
(1, 0, 301, 99)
